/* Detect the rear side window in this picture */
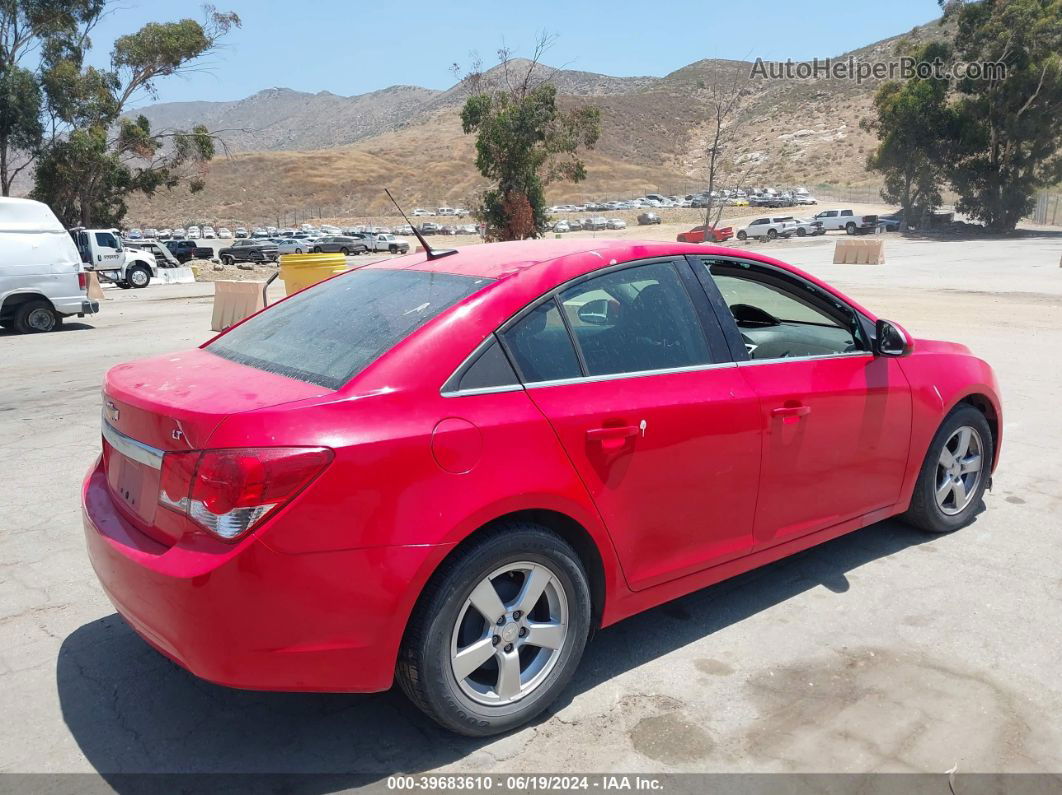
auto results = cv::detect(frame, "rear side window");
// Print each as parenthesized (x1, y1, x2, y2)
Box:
(208, 269, 491, 389)
(454, 340, 519, 392)
(502, 300, 581, 383)
(557, 261, 710, 376)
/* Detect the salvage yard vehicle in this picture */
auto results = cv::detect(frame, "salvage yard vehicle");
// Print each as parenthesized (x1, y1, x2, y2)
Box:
(878, 211, 904, 232)
(125, 240, 182, 269)
(311, 235, 368, 256)
(84, 238, 1001, 738)
(165, 239, 215, 264)
(360, 233, 411, 254)
(637, 212, 661, 225)
(274, 238, 309, 255)
(1, 197, 98, 332)
(736, 216, 796, 241)
(676, 224, 734, 243)
(779, 218, 826, 237)
(218, 239, 278, 265)
(72, 227, 158, 288)
(813, 209, 879, 234)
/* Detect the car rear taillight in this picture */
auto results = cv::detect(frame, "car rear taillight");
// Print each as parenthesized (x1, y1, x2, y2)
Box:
(78, 272, 88, 291)
(158, 447, 333, 540)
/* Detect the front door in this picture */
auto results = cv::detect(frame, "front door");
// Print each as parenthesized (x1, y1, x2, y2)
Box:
(499, 259, 762, 591)
(92, 231, 123, 269)
(697, 258, 913, 546)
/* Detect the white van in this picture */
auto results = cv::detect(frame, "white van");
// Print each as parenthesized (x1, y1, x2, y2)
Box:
(0, 197, 98, 333)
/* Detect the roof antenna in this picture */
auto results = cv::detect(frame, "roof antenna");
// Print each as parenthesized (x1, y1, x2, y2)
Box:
(385, 188, 458, 260)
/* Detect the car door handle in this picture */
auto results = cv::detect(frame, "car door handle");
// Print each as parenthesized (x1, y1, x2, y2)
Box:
(586, 425, 640, 442)
(771, 405, 811, 419)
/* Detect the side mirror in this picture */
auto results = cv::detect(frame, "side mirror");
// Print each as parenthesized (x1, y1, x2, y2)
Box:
(577, 298, 616, 326)
(874, 318, 912, 356)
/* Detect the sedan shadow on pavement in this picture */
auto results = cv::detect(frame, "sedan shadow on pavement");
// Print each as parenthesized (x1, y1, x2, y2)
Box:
(57, 516, 948, 787)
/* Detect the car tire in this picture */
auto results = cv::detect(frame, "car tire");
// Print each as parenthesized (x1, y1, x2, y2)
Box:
(13, 299, 61, 333)
(767, 229, 778, 240)
(127, 265, 151, 289)
(295, 248, 302, 254)
(389, 245, 398, 254)
(340, 248, 350, 256)
(903, 405, 993, 534)
(221, 255, 233, 266)
(796, 227, 806, 237)
(737, 230, 747, 241)
(312, 246, 321, 253)
(397, 522, 592, 737)
(845, 222, 857, 235)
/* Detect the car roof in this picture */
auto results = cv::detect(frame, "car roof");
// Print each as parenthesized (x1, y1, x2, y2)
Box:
(361, 238, 877, 320)
(365, 239, 715, 280)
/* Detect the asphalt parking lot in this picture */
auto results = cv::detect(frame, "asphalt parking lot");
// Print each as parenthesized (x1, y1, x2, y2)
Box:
(2, 232, 1061, 780)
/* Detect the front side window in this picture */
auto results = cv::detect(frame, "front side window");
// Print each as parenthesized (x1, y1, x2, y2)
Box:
(95, 232, 118, 249)
(557, 261, 711, 377)
(704, 260, 866, 360)
(208, 269, 491, 389)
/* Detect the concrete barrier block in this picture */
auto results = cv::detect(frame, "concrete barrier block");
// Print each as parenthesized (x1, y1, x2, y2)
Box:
(834, 238, 885, 264)
(157, 266, 196, 285)
(84, 271, 107, 301)
(211, 280, 265, 332)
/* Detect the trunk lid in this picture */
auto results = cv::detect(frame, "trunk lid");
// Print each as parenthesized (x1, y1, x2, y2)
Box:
(100, 348, 329, 537)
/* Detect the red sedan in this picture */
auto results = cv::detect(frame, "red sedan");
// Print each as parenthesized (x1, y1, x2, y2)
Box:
(83, 239, 1001, 736)
(676, 224, 734, 243)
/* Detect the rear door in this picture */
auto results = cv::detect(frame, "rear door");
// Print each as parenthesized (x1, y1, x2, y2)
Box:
(693, 256, 912, 546)
(499, 258, 762, 591)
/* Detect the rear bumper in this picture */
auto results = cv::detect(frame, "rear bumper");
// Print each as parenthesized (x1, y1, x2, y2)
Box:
(82, 461, 443, 692)
(54, 296, 100, 316)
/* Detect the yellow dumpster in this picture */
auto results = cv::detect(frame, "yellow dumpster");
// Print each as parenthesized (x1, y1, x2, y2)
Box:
(278, 252, 348, 295)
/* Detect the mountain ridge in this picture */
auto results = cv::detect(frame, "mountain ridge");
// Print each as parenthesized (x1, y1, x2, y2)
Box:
(123, 19, 952, 221)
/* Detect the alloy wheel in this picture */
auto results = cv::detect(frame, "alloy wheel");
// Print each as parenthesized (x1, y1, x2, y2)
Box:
(935, 425, 984, 515)
(450, 562, 568, 706)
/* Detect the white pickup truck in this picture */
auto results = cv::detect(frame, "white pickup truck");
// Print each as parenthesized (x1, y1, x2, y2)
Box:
(70, 228, 158, 288)
(1, 197, 98, 333)
(360, 233, 411, 254)
(736, 216, 798, 241)
(811, 209, 880, 234)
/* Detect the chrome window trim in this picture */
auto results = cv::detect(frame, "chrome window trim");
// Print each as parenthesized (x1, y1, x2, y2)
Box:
(439, 334, 524, 398)
(102, 420, 164, 470)
(524, 360, 737, 390)
(736, 351, 873, 367)
(442, 383, 525, 398)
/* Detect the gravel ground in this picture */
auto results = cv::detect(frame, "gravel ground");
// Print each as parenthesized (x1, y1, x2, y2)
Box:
(1, 230, 1061, 784)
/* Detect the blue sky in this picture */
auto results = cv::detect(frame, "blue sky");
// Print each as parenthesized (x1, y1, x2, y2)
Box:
(87, 0, 943, 108)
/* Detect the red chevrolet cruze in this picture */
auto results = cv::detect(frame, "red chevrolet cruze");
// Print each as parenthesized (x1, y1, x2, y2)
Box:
(83, 240, 1001, 735)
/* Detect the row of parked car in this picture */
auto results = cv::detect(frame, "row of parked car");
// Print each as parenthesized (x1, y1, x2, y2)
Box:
(548, 188, 818, 213)
(554, 217, 627, 233)
(212, 232, 413, 266)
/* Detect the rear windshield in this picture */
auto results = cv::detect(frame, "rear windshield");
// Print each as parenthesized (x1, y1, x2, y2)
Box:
(207, 269, 492, 389)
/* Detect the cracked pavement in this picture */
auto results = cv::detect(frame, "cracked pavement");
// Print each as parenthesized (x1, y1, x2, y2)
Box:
(1, 234, 1061, 781)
